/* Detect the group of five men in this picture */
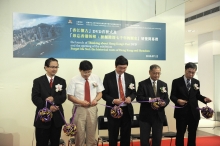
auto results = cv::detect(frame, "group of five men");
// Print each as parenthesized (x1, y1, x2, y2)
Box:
(32, 56, 211, 146)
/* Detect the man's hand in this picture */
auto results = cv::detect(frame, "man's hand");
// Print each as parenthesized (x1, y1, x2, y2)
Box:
(46, 96, 54, 103)
(91, 99, 98, 106)
(160, 101, 166, 107)
(177, 99, 187, 106)
(204, 97, 212, 103)
(50, 105, 59, 112)
(125, 97, 131, 104)
(81, 100, 90, 107)
(112, 99, 123, 105)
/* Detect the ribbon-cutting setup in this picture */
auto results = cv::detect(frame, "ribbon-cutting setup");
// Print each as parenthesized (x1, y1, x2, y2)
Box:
(36, 101, 77, 137)
(36, 98, 214, 138)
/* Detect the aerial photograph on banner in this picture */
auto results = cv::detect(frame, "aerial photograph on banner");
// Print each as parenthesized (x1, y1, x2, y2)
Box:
(13, 13, 166, 60)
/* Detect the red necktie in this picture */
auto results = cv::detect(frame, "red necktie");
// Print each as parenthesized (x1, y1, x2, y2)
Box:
(118, 75, 125, 101)
(50, 78, 53, 88)
(85, 79, 90, 102)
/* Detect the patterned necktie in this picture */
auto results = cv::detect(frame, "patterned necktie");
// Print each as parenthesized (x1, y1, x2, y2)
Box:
(118, 75, 125, 101)
(187, 79, 191, 91)
(50, 78, 53, 88)
(153, 81, 157, 96)
(85, 79, 90, 102)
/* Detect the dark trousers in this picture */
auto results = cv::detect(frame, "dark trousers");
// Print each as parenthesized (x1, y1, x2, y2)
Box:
(139, 115, 163, 146)
(107, 106, 131, 146)
(175, 110, 199, 146)
(35, 120, 62, 146)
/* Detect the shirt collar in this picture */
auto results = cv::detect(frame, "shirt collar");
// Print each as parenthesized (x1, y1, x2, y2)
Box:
(115, 71, 124, 78)
(150, 78, 157, 84)
(46, 74, 54, 82)
(184, 76, 190, 83)
(80, 75, 91, 81)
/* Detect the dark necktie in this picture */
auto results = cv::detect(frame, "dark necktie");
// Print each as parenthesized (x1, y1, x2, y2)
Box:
(50, 78, 53, 88)
(187, 79, 191, 91)
(153, 81, 157, 96)
(85, 79, 90, 102)
(118, 75, 125, 101)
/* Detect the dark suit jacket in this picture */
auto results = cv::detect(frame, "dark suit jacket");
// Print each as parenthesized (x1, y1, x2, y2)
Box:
(136, 78, 170, 122)
(102, 71, 137, 119)
(170, 76, 206, 121)
(32, 75, 66, 128)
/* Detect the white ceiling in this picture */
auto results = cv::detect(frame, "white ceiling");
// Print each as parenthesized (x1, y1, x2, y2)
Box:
(185, 0, 220, 44)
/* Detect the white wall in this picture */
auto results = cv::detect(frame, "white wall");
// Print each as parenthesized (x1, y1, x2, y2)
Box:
(0, 0, 185, 145)
(198, 30, 220, 127)
(185, 42, 198, 63)
(214, 55, 220, 112)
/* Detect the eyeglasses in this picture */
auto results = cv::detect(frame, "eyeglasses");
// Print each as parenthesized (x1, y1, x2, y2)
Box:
(82, 71, 92, 75)
(152, 72, 161, 75)
(187, 70, 195, 75)
(118, 67, 127, 70)
(49, 66, 59, 69)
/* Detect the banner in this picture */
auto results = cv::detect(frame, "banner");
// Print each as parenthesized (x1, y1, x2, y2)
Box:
(13, 13, 166, 60)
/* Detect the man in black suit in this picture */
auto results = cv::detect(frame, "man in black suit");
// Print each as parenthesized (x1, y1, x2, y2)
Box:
(136, 64, 170, 146)
(102, 55, 136, 146)
(170, 62, 212, 146)
(32, 58, 66, 146)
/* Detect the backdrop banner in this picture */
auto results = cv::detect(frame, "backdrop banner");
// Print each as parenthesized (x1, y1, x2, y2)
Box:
(13, 13, 166, 60)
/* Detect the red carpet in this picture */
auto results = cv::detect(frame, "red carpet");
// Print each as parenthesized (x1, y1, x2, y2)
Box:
(98, 136, 220, 146)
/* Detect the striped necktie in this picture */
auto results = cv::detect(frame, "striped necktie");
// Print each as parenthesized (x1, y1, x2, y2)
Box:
(153, 81, 157, 96)
(187, 79, 191, 91)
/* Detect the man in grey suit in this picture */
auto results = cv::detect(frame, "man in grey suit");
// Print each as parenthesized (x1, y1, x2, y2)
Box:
(102, 55, 137, 146)
(170, 62, 212, 146)
(136, 64, 170, 146)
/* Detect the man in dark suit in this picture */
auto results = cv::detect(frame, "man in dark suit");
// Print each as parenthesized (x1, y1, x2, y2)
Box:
(170, 62, 212, 146)
(136, 64, 170, 146)
(102, 55, 136, 146)
(32, 58, 66, 146)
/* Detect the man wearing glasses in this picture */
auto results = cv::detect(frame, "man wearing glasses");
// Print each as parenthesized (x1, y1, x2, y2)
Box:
(136, 64, 170, 146)
(67, 60, 104, 146)
(32, 57, 67, 146)
(102, 55, 137, 146)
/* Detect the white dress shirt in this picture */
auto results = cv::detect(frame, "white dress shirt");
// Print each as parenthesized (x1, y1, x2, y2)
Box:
(150, 78, 157, 90)
(67, 74, 104, 103)
(115, 72, 127, 106)
(184, 76, 191, 89)
(116, 72, 126, 98)
(46, 74, 54, 83)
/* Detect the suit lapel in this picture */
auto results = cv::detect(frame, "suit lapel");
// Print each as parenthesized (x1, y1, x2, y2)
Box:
(146, 78, 155, 98)
(189, 78, 195, 96)
(43, 75, 52, 95)
(156, 80, 161, 97)
(111, 71, 119, 97)
(51, 76, 58, 95)
(181, 76, 189, 96)
(124, 73, 129, 97)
